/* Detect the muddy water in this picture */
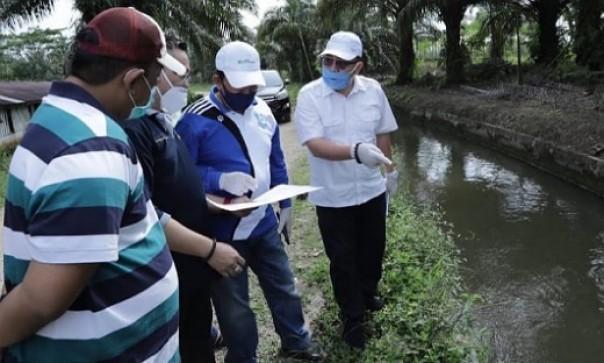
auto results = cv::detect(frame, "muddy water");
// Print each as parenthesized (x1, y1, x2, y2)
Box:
(392, 117, 604, 363)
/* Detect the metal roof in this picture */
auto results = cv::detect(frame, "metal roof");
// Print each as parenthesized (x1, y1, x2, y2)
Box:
(0, 81, 52, 107)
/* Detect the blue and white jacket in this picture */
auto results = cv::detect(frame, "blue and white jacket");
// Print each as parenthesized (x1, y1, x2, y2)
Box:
(175, 88, 291, 241)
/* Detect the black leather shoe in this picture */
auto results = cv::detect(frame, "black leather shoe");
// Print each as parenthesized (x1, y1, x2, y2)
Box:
(365, 295, 385, 312)
(279, 341, 326, 361)
(343, 318, 365, 350)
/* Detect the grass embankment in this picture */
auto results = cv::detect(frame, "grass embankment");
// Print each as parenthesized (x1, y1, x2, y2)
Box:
(278, 155, 488, 362)
(0, 148, 12, 208)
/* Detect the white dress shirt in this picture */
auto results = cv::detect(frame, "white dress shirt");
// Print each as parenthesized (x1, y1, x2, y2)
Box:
(294, 75, 398, 207)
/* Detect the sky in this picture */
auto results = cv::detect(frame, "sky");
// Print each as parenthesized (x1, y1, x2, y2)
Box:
(11, 0, 283, 35)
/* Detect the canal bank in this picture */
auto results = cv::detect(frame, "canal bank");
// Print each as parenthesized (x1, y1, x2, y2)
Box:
(385, 85, 604, 199)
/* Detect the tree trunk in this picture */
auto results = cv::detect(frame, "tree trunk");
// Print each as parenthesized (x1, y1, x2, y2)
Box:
(516, 16, 522, 85)
(395, 16, 415, 84)
(297, 29, 314, 83)
(573, 0, 604, 71)
(533, 0, 562, 66)
(442, 0, 466, 85)
(489, 21, 504, 64)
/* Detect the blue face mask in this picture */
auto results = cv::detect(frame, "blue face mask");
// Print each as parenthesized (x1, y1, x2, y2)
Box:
(322, 67, 352, 91)
(221, 84, 256, 114)
(128, 76, 154, 119)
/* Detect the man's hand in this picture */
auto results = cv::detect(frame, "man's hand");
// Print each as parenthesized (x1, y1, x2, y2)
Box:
(208, 242, 246, 278)
(277, 207, 292, 243)
(219, 172, 258, 196)
(229, 196, 256, 218)
(353, 143, 392, 168)
(386, 170, 399, 196)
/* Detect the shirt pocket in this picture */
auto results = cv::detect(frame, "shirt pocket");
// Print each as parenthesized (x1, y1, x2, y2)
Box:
(322, 116, 346, 142)
(356, 106, 381, 141)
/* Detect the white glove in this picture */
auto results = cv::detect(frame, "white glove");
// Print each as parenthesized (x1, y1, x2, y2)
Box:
(352, 143, 392, 168)
(277, 207, 292, 241)
(386, 170, 399, 196)
(219, 172, 258, 196)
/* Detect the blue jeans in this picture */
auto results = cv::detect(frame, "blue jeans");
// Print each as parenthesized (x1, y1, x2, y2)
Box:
(212, 227, 311, 363)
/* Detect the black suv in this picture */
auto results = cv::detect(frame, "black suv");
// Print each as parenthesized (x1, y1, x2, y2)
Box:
(257, 70, 291, 123)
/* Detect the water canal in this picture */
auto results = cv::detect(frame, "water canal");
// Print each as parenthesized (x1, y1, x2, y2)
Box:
(392, 116, 604, 363)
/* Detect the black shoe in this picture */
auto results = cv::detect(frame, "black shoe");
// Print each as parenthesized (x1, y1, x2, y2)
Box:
(365, 295, 385, 312)
(343, 318, 365, 350)
(279, 341, 326, 362)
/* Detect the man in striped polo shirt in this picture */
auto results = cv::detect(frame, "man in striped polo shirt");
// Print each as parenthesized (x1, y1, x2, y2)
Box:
(0, 7, 186, 362)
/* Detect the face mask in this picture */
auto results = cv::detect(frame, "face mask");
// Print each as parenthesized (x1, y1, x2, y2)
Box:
(322, 66, 352, 91)
(128, 75, 154, 119)
(158, 70, 188, 115)
(160, 86, 188, 115)
(221, 83, 256, 114)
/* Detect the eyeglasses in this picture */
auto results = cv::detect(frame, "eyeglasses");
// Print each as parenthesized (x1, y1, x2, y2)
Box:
(321, 56, 358, 71)
(177, 71, 191, 84)
(167, 40, 187, 52)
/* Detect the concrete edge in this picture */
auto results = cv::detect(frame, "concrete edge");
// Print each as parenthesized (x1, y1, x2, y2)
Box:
(394, 104, 604, 199)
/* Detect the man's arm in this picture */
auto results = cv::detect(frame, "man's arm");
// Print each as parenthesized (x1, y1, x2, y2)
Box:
(304, 138, 354, 160)
(0, 262, 99, 349)
(162, 218, 245, 277)
(376, 133, 395, 173)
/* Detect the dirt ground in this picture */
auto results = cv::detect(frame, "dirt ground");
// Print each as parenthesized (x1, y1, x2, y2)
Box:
(387, 82, 604, 158)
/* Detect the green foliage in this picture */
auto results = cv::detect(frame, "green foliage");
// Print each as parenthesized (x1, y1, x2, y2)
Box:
(306, 191, 488, 362)
(0, 146, 15, 208)
(0, 28, 69, 81)
(256, 0, 320, 83)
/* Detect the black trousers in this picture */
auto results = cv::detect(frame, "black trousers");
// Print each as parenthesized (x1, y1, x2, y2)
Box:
(173, 251, 218, 363)
(178, 283, 215, 363)
(316, 193, 387, 320)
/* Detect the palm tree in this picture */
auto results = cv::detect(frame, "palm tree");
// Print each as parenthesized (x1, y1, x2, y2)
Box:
(571, 0, 604, 71)
(404, 0, 483, 85)
(256, 0, 318, 83)
(0, 0, 256, 76)
(509, 0, 570, 67)
(469, 1, 525, 83)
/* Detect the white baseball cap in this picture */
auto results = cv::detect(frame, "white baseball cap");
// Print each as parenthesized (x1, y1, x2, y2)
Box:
(320, 31, 363, 61)
(215, 41, 266, 88)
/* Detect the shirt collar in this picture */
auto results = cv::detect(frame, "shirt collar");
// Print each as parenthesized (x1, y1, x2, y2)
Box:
(49, 81, 118, 120)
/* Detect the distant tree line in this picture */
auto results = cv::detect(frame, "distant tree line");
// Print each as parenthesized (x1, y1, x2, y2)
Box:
(2, 0, 604, 85)
(0, 29, 69, 81)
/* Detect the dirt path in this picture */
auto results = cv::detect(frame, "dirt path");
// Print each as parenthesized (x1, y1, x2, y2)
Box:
(279, 121, 306, 173)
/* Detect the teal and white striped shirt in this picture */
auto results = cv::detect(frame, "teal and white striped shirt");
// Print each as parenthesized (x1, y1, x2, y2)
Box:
(2, 82, 180, 363)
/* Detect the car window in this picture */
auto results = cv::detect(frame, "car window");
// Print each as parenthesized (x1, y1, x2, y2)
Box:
(261, 71, 283, 87)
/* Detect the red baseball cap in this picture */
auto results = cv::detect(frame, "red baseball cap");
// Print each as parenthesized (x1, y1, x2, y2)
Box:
(78, 7, 186, 76)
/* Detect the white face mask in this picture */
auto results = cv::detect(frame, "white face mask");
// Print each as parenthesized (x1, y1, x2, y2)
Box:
(158, 70, 188, 115)
(161, 86, 188, 115)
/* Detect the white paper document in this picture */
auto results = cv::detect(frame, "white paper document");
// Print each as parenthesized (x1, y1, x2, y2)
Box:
(207, 184, 322, 212)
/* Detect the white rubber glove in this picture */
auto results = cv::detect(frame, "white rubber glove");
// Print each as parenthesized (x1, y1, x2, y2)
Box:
(277, 207, 292, 242)
(386, 170, 399, 196)
(219, 172, 258, 196)
(352, 143, 392, 168)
